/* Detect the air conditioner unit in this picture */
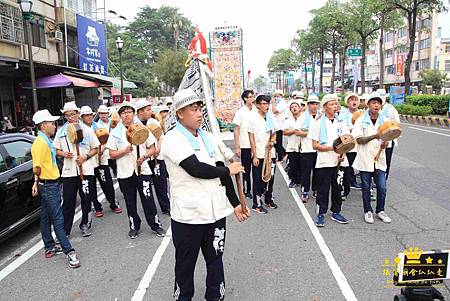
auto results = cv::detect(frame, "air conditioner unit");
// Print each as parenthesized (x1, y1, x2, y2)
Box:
(48, 30, 63, 42)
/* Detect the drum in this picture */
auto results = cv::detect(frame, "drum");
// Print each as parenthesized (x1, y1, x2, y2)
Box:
(351, 110, 364, 125)
(110, 111, 120, 129)
(378, 121, 402, 141)
(95, 128, 109, 145)
(147, 123, 163, 140)
(333, 134, 356, 155)
(126, 124, 149, 145)
(67, 123, 83, 144)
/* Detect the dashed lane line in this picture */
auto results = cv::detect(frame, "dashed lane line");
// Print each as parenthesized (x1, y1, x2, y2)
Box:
(277, 163, 358, 301)
(0, 183, 120, 282)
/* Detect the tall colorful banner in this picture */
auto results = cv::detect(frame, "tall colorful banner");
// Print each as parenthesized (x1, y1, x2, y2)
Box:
(76, 14, 108, 75)
(396, 54, 405, 77)
(210, 26, 244, 125)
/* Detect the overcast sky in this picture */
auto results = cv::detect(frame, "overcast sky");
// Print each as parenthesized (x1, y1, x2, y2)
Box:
(102, 0, 327, 78)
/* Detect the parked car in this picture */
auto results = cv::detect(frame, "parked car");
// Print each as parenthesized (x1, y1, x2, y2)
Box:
(0, 133, 40, 242)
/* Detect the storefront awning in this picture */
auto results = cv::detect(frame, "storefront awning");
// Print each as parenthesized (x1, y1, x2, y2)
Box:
(68, 71, 138, 89)
(22, 73, 99, 89)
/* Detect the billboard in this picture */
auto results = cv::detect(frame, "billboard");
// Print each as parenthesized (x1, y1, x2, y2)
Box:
(77, 14, 108, 75)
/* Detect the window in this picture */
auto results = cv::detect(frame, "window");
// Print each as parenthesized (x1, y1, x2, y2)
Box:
(0, 2, 24, 45)
(422, 18, 431, 29)
(324, 59, 333, 65)
(0, 153, 6, 173)
(420, 38, 430, 50)
(24, 16, 46, 48)
(385, 49, 393, 58)
(397, 28, 407, 38)
(420, 59, 430, 70)
(385, 32, 393, 42)
(415, 60, 420, 71)
(445, 60, 450, 72)
(445, 45, 450, 53)
(414, 41, 418, 52)
(2, 140, 33, 170)
(386, 65, 395, 75)
(323, 67, 333, 74)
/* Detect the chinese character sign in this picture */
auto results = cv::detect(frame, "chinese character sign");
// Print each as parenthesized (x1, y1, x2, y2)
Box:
(77, 14, 107, 75)
(210, 26, 244, 125)
(396, 54, 404, 76)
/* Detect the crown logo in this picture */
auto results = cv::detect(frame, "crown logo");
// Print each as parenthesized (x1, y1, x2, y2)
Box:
(404, 247, 423, 264)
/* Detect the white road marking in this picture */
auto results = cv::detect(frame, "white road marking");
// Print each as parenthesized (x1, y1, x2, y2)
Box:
(277, 163, 358, 301)
(408, 126, 450, 137)
(131, 227, 172, 301)
(405, 123, 450, 132)
(0, 183, 120, 282)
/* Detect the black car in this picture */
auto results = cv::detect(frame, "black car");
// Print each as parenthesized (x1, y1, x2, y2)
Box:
(0, 133, 40, 242)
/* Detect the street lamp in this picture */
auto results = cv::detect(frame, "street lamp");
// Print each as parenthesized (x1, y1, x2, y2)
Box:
(115, 37, 124, 101)
(19, 0, 38, 113)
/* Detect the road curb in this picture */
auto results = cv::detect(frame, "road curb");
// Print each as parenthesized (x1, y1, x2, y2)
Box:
(399, 114, 450, 128)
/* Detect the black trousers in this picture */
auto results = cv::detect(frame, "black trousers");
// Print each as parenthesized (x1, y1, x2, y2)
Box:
(118, 173, 161, 231)
(287, 152, 301, 184)
(251, 157, 276, 208)
(385, 144, 394, 180)
(149, 159, 170, 213)
(299, 152, 317, 193)
(172, 218, 226, 301)
(240, 148, 252, 194)
(315, 167, 342, 215)
(62, 175, 95, 235)
(274, 130, 286, 161)
(93, 165, 118, 211)
(342, 152, 358, 196)
(108, 159, 117, 177)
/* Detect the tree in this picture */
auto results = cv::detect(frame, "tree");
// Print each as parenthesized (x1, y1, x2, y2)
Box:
(127, 6, 195, 62)
(152, 49, 188, 94)
(267, 48, 299, 93)
(253, 76, 266, 93)
(419, 69, 448, 93)
(390, 0, 445, 94)
(345, 0, 384, 93)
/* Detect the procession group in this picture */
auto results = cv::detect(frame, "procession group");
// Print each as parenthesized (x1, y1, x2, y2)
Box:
(29, 85, 398, 300)
(232, 88, 399, 228)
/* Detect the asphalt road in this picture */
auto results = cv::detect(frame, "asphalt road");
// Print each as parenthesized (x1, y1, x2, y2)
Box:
(0, 122, 449, 301)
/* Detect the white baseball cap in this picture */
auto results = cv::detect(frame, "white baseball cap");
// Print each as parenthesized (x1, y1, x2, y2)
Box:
(320, 94, 339, 107)
(159, 105, 170, 112)
(32, 109, 60, 125)
(118, 101, 135, 114)
(344, 93, 360, 104)
(273, 89, 283, 97)
(307, 94, 320, 104)
(135, 99, 152, 112)
(98, 105, 109, 113)
(60, 102, 80, 114)
(173, 89, 203, 111)
(80, 106, 94, 116)
(291, 91, 304, 99)
(288, 99, 304, 108)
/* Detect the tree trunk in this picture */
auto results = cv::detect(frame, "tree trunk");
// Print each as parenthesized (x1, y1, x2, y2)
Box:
(340, 48, 346, 91)
(405, 11, 417, 96)
(311, 55, 316, 93)
(331, 50, 336, 93)
(319, 48, 324, 94)
(379, 16, 385, 90)
(304, 62, 308, 92)
(360, 38, 367, 93)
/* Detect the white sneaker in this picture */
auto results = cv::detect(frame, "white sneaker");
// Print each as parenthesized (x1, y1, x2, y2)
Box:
(67, 251, 81, 268)
(377, 211, 391, 223)
(364, 212, 374, 224)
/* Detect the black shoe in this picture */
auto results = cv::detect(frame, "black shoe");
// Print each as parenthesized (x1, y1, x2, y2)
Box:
(289, 181, 297, 188)
(81, 225, 92, 237)
(152, 227, 165, 237)
(244, 192, 252, 199)
(162, 210, 171, 215)
(128, 229, 138, 239)
(266, 202, 278, 209)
